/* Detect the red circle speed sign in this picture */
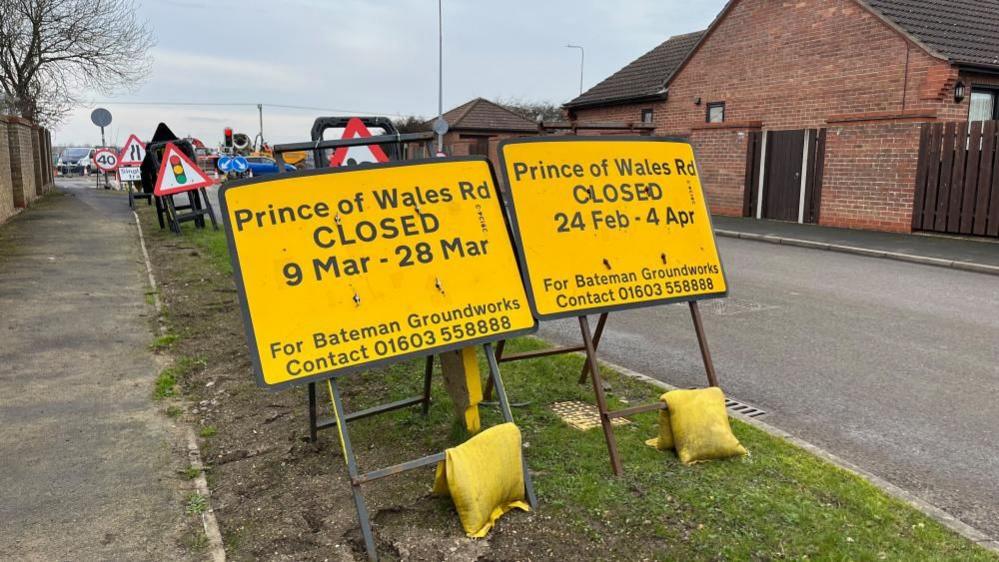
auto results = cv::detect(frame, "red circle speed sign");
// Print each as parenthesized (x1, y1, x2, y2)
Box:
(93, 148, 120, 172)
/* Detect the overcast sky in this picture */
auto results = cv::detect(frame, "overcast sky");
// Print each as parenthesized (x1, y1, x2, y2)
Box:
(53, 0, 725, 147)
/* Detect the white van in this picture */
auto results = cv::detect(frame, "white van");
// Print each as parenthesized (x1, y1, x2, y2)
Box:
(57, 147, 96, 175)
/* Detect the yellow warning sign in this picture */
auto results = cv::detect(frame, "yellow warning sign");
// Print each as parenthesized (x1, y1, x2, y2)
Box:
(221, 158, 536, 389)
(499, 138, 727, 319)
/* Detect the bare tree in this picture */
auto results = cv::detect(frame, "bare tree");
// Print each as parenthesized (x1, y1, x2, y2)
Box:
(0, 0, 154, 125)
(393, 115, 429, 134)
(497, 97, 564, 123)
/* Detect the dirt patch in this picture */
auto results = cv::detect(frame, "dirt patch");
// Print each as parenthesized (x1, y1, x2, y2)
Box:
(138, 215, 584, 561)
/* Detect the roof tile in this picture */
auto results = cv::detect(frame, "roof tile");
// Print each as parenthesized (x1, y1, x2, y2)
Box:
(866, 0, 999, 67)
(438, 98, 538, 132)
(565, 31, 704, 108)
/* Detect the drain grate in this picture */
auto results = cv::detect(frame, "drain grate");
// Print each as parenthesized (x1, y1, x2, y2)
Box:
(686, 387, 767, 418)
(725, 397, 767, 418)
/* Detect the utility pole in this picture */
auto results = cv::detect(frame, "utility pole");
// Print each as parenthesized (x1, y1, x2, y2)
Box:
(566, 44, 584, 96)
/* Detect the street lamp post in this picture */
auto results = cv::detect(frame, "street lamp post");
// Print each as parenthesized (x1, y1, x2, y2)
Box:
(437, 0, 445, 153)
(566, 44, 584, 96)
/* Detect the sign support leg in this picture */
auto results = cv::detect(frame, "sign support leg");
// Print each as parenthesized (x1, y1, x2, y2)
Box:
(421, 355, 434, 415)
(165, 197, 182, 234)
(484, 343, 538, 509)
(577, 312, 609, 384)
(154, 196, 166, 229)
(688, 302, 719, 387)
(481, 340, 505, 401)
(198, 187, 219, 230)
(308, 382, 319, 444)
(325, 378, 378, 560)
(579, 315, 623, 476)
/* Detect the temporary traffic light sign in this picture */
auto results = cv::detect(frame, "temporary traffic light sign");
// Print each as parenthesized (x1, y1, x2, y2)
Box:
(153, 142, 215, 196)
(118, 134, 147, 166)
(328, 117, 390, 167)
(93, 148, 120, 172)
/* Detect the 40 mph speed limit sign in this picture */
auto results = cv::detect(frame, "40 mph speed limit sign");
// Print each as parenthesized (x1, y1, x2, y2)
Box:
(93, 148, 119, 172)
(221, 158, 536, 389)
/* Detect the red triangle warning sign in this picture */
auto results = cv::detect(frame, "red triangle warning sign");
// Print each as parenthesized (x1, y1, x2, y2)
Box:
(118, 134, 147, 166)
(153, 142, 215, 196)
(328, 117, 390, 167)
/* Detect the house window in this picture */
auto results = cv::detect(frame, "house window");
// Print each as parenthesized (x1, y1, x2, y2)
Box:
(641, 108, 654, 123)
(969, 88, 999, 122)
(706, 102, 725, 123)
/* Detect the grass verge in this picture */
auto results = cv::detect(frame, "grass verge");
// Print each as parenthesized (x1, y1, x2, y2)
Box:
(141, 214, 996, 561)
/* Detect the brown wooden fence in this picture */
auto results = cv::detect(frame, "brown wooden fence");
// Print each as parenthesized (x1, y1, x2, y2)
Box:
(913, 120, 999, 237)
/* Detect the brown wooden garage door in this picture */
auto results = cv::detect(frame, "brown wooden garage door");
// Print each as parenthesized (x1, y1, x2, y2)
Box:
(744, 129, 826, 223)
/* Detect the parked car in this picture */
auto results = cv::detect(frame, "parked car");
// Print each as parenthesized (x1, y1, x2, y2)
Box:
(57, 147, 95, 175)
(244, 156, 296, 176)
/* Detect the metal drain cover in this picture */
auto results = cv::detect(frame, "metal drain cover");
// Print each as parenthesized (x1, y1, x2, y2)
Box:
(686, 387, 768, 418)
(551, 400, 631, 431)
(725, 397, 767, 418)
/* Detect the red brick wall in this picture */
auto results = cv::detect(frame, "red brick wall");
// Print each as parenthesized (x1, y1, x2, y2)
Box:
(820, 121, 923, 232)
(0, 119, 13, 223)
(658, 0, 952, 132)
(689, 125, 755, 215)
(569, 0, 989, 231)
(442, 131, 537, 171)
(570, 103, 653, 125)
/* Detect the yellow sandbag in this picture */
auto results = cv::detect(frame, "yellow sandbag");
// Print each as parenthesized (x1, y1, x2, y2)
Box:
(663, 387, 747, 465)
(432, 422, 530, 537)
(645, 407, 674, 450)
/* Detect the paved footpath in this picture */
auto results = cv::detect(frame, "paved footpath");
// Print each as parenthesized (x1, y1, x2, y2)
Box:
(0, 186, 191, 560)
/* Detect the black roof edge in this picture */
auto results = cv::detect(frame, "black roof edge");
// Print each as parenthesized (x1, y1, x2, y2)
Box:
(563, 91, 669, 110)
(956, 62, 999, 77)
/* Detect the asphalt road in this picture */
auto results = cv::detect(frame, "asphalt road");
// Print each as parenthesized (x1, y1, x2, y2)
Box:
(0, 181, 191, 560)
(539, 237, 999, 537)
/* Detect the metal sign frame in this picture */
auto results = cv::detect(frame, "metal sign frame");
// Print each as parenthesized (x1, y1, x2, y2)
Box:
(491, 135, 725, 475)
(324, 342, 536, 560)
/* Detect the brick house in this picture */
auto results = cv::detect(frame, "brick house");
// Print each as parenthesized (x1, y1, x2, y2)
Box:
(565, 0, 999, 236)
(437, 98, 539, 165)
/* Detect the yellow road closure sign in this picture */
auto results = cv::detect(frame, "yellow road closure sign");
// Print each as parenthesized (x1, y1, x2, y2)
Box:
(498, 137, 727, 319)
(221, 158, 536, 390)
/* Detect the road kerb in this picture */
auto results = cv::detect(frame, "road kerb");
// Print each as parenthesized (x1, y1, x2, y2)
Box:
(586, 352, 999, 554)
(715, 229, 999, 277)
(134, 210, 227, 561)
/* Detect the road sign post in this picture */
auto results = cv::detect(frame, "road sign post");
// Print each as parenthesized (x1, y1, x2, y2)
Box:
(91, 108, 112, 189)
(494, 136, 729, 475)
(220, 157, 538, 559)
(118, 133, 148, 207)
